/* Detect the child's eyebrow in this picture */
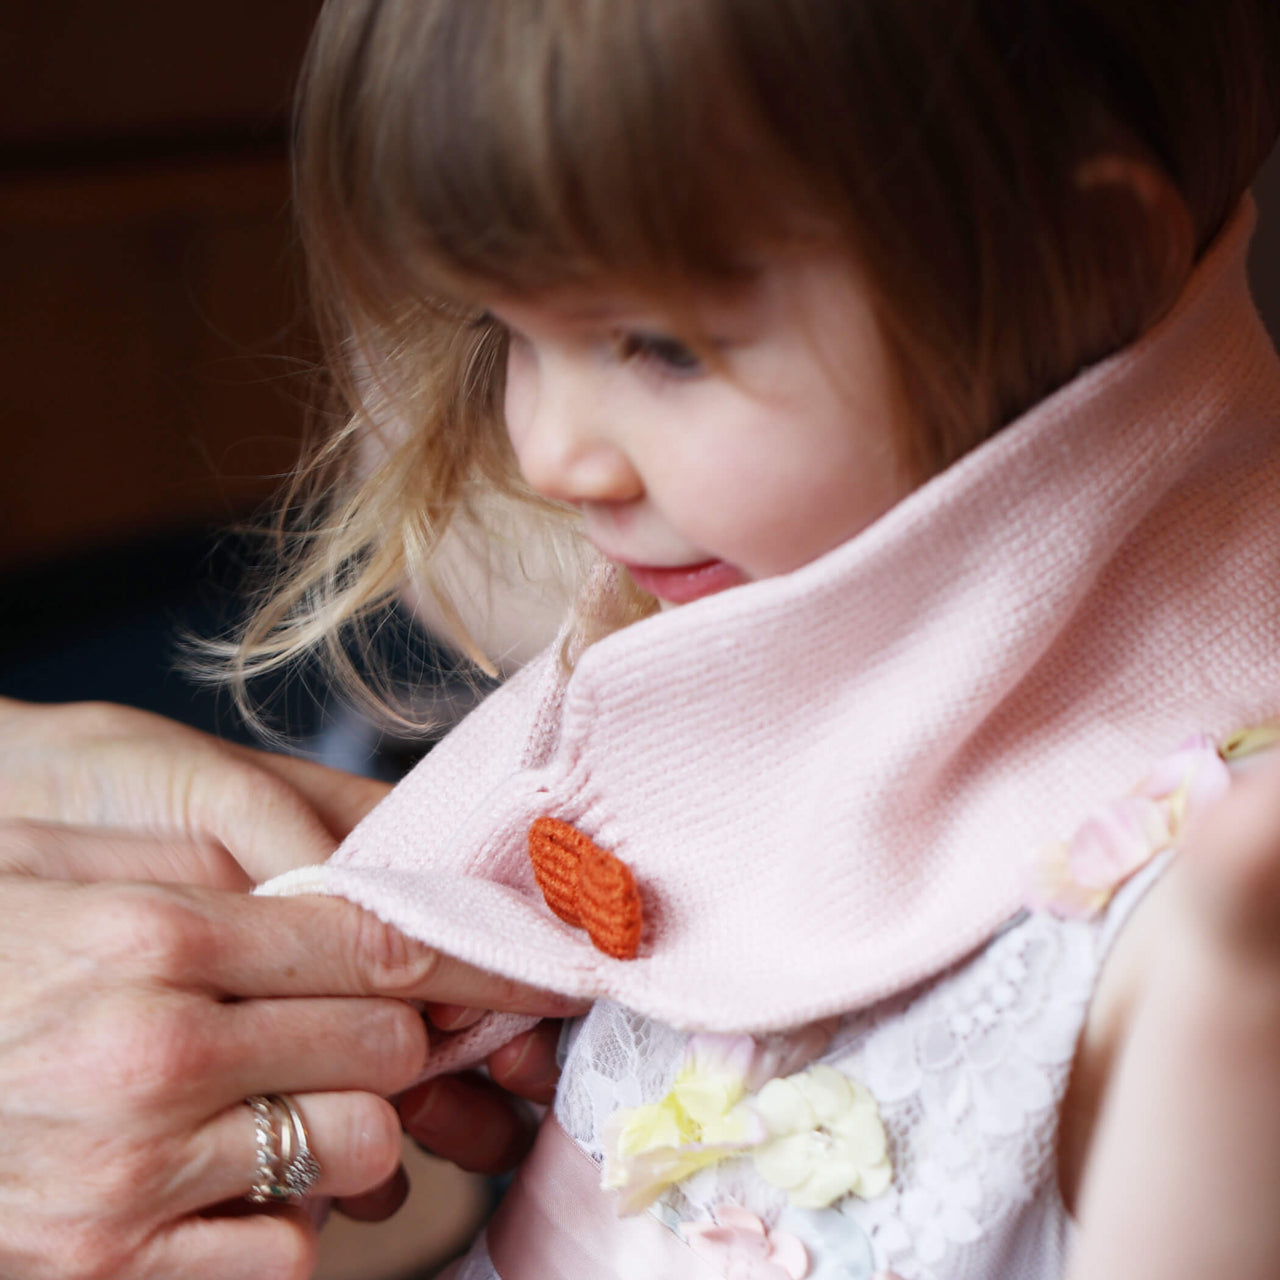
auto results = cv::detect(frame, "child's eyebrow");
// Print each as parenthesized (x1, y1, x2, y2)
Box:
(536, 277, 766, 327)
(546, 300, 664, 326)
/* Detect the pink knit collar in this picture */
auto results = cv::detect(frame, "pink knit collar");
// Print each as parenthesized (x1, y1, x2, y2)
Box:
(267, 200, 1280, 1037)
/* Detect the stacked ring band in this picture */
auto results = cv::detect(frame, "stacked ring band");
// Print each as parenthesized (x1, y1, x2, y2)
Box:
(276, 1093, 323, 1198)
(247, 1095, 283, 1203)
(246, 1094, 323, 1204)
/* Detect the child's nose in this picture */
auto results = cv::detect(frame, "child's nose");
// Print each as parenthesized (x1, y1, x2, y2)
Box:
(508, 362, 643, 507)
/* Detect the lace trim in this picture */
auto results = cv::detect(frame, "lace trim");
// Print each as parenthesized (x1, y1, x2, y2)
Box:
(555, 904, 1111, 1280)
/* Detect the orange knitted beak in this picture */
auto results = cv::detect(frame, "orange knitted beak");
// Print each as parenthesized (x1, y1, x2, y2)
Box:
(528, 817, 644, 960)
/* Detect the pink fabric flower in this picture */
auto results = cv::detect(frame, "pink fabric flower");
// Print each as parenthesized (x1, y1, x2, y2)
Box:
(1065, 794, 1171, 891)
(680, 1205, 809, 1280)
(1136, 734, 1230, 819)
(1028, 733, 1232, 918)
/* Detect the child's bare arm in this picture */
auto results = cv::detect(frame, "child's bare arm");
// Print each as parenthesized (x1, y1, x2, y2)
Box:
(1068, 756, 1280, 1279)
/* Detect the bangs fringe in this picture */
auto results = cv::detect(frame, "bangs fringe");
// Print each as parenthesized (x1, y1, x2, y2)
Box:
(300, 0, 810, 315)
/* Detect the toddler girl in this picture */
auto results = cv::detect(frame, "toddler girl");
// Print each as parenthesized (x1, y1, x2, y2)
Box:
(255, 2, 1280, 1276)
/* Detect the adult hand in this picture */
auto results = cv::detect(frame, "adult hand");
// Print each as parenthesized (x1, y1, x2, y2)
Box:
(0, 876, 578, 1280)
(0, 699, 575, 1253)
(0, 697, 390, 886)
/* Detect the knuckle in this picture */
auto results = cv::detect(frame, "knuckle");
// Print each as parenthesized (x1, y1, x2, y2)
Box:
(91, 996, 213, 1104)
(89, 884, 215, 980)
(59, 699, 139, 739)
(372, 1000, 430, 1085)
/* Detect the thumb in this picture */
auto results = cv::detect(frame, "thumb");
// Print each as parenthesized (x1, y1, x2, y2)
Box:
(229, 745, 392, 845)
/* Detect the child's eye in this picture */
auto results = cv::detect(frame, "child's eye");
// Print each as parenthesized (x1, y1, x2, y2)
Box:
(613, 330, 704, 376)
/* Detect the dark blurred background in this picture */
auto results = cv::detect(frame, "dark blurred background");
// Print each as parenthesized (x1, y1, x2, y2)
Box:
(2, 3, 1280, 742)
(0, 2, 325, 741)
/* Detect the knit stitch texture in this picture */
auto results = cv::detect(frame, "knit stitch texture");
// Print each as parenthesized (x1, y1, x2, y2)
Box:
(264, 201, 1280, 1072)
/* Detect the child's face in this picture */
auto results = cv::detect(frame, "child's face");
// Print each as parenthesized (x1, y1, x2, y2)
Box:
(495, 252, 913, 606)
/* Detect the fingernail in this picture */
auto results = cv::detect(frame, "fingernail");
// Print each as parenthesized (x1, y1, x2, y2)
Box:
(430, 1003, 484, 1032)
(406, 1079, 457, 1139)
(364, 921, 442, 992)
(503, 1032, 561, 1097)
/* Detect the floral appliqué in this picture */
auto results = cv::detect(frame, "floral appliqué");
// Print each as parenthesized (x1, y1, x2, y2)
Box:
(1027, 733, 1234, 918)
(753, 1067, 893, 1209)
(680, 1206, 809, 1280)
(602, 1033, 892, 1215)
(680, 1203, 903, 1280)
(602, 1034, 767, 1213)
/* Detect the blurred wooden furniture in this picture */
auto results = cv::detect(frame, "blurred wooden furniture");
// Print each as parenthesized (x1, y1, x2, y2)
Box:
(0, 2, 322, 572)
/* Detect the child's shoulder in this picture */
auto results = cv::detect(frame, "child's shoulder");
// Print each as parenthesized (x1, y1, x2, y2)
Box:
(1064, 734, 1280, 1278)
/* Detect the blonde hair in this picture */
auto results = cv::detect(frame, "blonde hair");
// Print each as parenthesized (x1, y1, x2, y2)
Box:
(226, 0, 1280, 730)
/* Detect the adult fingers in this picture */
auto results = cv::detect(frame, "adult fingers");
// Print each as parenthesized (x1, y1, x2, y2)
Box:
(487, 1020, 563, 1105)
(173, 1092, 405, 1215)
(0, 699, 371, 881)
(0, 819, 251, 890)
(8, 1181, 319, 1280)
(333, 1165, 411, 1223)
(214, 996, 429, 1101)
(399, 1072, 537, 1175)
(180, 746, 392, 880)
(181, 890, 579, 1015)
(142, 1205, 318, 1280)
(7, 877, 570, 1015)
(173, 749, 347, 882)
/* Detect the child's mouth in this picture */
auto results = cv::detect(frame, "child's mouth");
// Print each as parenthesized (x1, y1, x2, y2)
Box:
(622, 559, 747, 605)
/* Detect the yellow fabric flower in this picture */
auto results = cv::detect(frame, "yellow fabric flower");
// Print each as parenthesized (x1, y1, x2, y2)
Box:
(601, 1037, 892, 1215)
(601, 1034, 766, 1213)
(752, 1065, 893, 1209)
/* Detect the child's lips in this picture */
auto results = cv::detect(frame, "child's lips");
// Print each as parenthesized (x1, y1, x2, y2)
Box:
(621, 558, 747, 604)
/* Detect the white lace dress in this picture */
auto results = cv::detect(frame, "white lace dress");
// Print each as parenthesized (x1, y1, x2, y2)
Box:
(449, 863, 1156, 1280)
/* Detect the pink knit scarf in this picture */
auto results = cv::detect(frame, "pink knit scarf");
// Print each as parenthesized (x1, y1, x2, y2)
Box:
(266, 201, 1280, 1069)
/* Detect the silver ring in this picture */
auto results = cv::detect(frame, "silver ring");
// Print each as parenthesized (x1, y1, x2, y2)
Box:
(245, 1094, 322, 1204)
(277, 1094, 323, 1198)
(246, 1095, 288, 1204)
